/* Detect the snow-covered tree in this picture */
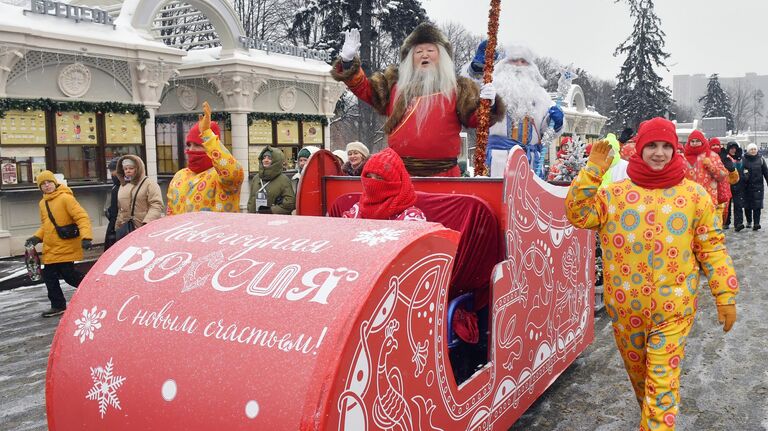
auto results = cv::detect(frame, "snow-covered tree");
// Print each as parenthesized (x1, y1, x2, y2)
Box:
(292, 0, 428, 150)
(550, 136, 588, 183)
(699, 74, 734, 130)
(610, 0, 672, 130)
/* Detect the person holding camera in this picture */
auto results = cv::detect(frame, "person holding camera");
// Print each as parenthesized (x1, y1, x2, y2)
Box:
(25, 170, 93, 318)
(247, 147, 295, 215)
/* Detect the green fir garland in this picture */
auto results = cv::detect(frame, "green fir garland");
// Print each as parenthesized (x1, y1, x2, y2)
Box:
(156, 112, 232, 129)
(0, 98, 149, 125)
(247, 112, 328, 126)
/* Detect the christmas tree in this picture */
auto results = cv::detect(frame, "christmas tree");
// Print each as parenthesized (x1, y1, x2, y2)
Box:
(551, 136, 588, 183)
(610, 0, 672, 130)
(699, 74, 735, 131)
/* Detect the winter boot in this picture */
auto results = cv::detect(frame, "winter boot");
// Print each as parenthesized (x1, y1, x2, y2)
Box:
(754, 225, 761, 231)
(41, 307, 66, 318)
(735, 225, 745, 232)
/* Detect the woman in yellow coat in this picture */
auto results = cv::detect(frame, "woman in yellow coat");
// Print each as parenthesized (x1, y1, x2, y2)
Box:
(565, 117, 738, 431)
(25, 171, 93, 317)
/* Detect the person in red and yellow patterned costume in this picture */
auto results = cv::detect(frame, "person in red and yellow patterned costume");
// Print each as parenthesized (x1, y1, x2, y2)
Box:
(166, 102, 244, 215)
(331, 24, 504, 177)
(683, 130, 728, 206)
(565, 117, 739, 431)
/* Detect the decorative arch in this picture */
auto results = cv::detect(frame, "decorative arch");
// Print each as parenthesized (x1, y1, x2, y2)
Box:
(567, 84, 587, 113)
(125, 0, 247, 53)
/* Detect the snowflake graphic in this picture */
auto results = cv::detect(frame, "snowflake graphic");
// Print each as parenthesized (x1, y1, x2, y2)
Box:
(73, 306, 107, 344)
(86, 358, 126, 419)
(352, 228, 404, 246)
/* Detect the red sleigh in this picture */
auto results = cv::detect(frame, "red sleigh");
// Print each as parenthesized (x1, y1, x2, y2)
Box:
(46, 147, 595, 430)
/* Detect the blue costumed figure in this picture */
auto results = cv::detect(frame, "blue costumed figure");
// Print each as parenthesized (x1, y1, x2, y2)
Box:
(463, 42, 564, 177)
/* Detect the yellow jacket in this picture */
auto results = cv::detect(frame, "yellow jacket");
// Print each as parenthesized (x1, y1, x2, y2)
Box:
(35, 185, 93, 264)
(166, 129, 244, 214)
(566, 162, 738, 322)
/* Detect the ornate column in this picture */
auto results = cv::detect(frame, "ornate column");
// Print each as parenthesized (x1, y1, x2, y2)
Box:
(132, 61, 178, 183)
(208, 72, 268, 211)
(144, 105, 159, 181)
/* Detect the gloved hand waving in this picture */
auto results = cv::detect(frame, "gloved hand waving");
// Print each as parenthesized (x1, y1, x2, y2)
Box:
(587, 139, 614, 173)
(198, 101, 211, 135)
(340, 29, 361, 62)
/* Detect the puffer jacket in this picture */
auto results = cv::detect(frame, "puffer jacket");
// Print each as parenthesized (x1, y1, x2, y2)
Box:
(166, 129, 244, 214)
(566, 162, 738, 320)
(247, 146, 295, 215)
(115, 155, 164, 230)
(742, 153, 768, 209)
(34, 185, 93, 264)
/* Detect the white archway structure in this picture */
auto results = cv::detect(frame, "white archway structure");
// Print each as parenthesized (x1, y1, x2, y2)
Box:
(118, 0, 247, 55)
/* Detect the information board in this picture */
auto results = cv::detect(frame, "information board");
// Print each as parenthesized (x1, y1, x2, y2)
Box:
(105, 113, 142, 145)
(56, 111, 97, 145)
(0, 110, 47, 145)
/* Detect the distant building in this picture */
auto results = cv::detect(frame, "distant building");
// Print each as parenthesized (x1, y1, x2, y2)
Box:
(673, 73, 768, 118)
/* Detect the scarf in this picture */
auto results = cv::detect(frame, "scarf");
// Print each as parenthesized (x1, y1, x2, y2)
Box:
(626, 153, 686, 189)
(342, 161, 365, 176)
(186, 149, 213, 173)
(684, 142, 708, 166)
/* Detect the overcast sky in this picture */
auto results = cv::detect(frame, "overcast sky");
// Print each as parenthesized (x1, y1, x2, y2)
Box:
(422, 0, 768, 86)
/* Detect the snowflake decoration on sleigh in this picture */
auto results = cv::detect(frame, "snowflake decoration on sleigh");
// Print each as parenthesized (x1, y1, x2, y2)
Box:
(73, 306, 107, 343)
(86, 357, 126, 419)
(352, 228, 404, 246)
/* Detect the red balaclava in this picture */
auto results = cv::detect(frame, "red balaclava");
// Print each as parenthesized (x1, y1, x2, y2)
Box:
(684, 130, 709, 166)
(710, 137, 722, 152)
(626, 117, 686, 189)
(358, 148, 417, 220)
(185, 121, 221, 173)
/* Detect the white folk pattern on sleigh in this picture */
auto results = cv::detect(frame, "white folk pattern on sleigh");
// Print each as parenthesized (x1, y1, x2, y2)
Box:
(334, 147, 595, 431)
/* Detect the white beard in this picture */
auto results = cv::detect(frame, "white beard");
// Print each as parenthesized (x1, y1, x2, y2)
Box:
(493, 62, 552, 124)
(400, 66, 446, 135)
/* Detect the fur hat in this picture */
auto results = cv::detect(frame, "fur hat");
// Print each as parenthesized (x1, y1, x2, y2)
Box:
(346, 141, 370, 158)
(635, 117, 679, 154)
(400, 23, 452, 61)
(747, 143, 758, 152)
(36, 170, 58, 188)
(186, 121, 221, 145)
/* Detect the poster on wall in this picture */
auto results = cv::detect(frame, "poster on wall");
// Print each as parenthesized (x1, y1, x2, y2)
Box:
(0, 110, 47, 145)
(1, 160, 17, 185)
(248, 119, 273, 145)
(56, 111, 97, 145)
(276, 120, 299, 145)
(106, 113, 142, 144)
(302, 121, 323, 145)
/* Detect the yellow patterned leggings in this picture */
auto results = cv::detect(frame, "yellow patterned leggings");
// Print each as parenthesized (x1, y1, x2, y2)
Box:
(611, 315, 695, 431)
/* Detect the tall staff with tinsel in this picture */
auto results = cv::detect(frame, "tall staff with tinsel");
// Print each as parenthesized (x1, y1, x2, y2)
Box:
(473, 0, 502, 177)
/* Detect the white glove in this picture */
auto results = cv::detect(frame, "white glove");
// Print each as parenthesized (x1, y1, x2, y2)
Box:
(340, 29, 361, 62)
(480, 83, 496, 106)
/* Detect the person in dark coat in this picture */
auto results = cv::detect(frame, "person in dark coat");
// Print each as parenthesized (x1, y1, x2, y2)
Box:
(724, 142, 743, 230)
(104, 157, 120, 250)
(741, 143, 768, 231)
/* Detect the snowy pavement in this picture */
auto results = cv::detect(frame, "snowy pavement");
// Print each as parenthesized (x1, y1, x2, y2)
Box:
(1, 228, 767, 430)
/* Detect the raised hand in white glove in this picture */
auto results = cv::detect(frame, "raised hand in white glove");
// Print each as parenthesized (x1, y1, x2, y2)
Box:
(480, 83, 496, 106)
(340, 29, 361, 62)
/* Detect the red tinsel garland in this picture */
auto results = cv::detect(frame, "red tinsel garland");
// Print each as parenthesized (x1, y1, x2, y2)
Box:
(473, 0, 502, 177)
